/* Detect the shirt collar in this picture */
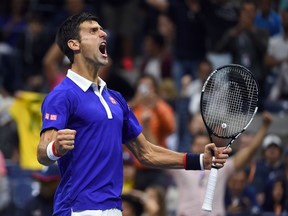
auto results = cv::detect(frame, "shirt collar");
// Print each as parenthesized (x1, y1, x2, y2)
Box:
(67, 69, 107, 92)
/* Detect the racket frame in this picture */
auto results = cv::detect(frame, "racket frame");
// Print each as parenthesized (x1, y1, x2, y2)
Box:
(200, 64, 259, 212)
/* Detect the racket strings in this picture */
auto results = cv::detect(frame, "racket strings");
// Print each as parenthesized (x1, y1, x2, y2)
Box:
(202, 67, 258, 137)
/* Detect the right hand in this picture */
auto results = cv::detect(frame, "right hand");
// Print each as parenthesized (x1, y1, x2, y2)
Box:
(54, 129, 76, 156)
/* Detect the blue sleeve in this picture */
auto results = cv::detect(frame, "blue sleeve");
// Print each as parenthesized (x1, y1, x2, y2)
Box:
(41, 90, 73, 133)
(109, 90, 142, 143)
(122, 107, 142, 143)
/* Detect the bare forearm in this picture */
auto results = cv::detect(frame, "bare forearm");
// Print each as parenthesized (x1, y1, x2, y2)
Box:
(37, 129, 58, 166)
(127, 137, 184, 169)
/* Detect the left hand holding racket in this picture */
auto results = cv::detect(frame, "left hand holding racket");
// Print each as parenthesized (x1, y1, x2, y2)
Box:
(202, 143, 231, 169)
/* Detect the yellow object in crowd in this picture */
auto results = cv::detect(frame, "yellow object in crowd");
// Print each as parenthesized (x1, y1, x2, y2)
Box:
(9, 91, 46, 170)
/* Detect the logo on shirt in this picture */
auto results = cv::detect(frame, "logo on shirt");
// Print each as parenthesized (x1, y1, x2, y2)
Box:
(45, 113, 58, 121)
(109, 96, 117, 104)
(45, 113, 50, 120)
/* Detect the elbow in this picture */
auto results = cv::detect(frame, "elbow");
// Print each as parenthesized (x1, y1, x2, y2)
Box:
(137, 150, 156, 168)
(37, 150, 55, 166)
(137, 153, 150, 166)
(37, 155, 48, 166)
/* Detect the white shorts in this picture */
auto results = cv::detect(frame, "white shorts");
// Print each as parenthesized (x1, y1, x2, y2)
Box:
(71, 209, 122, 216)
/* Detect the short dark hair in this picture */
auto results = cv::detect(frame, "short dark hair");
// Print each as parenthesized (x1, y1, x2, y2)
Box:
(55, 12, 98, 63)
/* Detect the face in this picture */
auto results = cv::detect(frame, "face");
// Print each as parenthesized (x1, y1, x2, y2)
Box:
(228, 170, 247, 196)
(264, 144, 282, 164)
(259, 0, 271, 14)
(188, 113, 206, 135)
(240, 3, 256, 27)
(198, 62, 212, 82)
(75, 20, 108, 66)
(137, 77, 156, 96)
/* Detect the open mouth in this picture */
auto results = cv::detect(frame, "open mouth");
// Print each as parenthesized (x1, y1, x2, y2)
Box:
(99, 42, 107, 56)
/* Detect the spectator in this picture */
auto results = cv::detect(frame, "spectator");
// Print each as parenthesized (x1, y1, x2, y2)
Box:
(127, 185, 167, 216)
(16, 12, 54, 92)
(146, 0, 207, 91)
(216, 0, 269, 111)
(48, 0, 95, 35)
(156, 13, 175, 53)
(178, 112, 207, 152)
(99, 57, 136, 101)
(143, 185, 167, 216)
(135, 30, 172, 83)
(0, 0, 28, 48)
(225, 169, 260, 216)
(187, 58, 213, 116)
(262, 175, 288, 215)
(128, 74, 176, 190)
(122, 149, 137, 194)
(0, 89, 18, 161)
(0, 0, 28, 94)
(158, 78, 178, 111)
(263, 5, 288, 113)
(280, 0, 288, 11)
(42, 42, 68, 91)
(249, 134, 285, 206)
(254, 0, 281, 36)
(0, 150, 11, 216)
(9, 91, 45, 170)
(200, 0, 240, 68)
(100, 0, 140, 67)
(121, 193, 144, 216)
(23, 165, 61, 216)
(177, 59, 212, 152)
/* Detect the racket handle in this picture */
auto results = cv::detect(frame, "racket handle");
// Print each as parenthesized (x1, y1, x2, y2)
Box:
(202, 167, 218, 212)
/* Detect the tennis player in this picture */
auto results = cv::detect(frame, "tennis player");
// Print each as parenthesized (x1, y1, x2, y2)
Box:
(37, 12, 231, 216)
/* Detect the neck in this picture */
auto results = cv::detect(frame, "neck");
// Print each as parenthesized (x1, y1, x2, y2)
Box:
(71, 63, 100, 83)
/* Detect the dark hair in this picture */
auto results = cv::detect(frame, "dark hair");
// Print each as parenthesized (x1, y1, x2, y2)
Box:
(55, 12, 98, 63)
(137, 73, 159, 93)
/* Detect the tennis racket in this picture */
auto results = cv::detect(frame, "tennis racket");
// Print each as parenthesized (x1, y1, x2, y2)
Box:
(200, 64, 259, 212)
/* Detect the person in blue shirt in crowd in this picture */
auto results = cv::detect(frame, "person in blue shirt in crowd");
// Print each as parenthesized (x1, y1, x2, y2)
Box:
(36, 12, 231, 216)
(254, 0, 282, 37)
(24, 164, 61, 216)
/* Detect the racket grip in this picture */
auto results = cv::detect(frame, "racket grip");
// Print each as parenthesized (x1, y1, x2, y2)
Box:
(202, 167, 218, 212)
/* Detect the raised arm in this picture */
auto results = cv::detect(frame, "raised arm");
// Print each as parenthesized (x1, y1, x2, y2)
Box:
(126, 133, 231, 170)
(233, 112, 273, 170)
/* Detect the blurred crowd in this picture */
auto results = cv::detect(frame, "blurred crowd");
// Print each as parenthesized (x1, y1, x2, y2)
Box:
(0, 0, 288, 215)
